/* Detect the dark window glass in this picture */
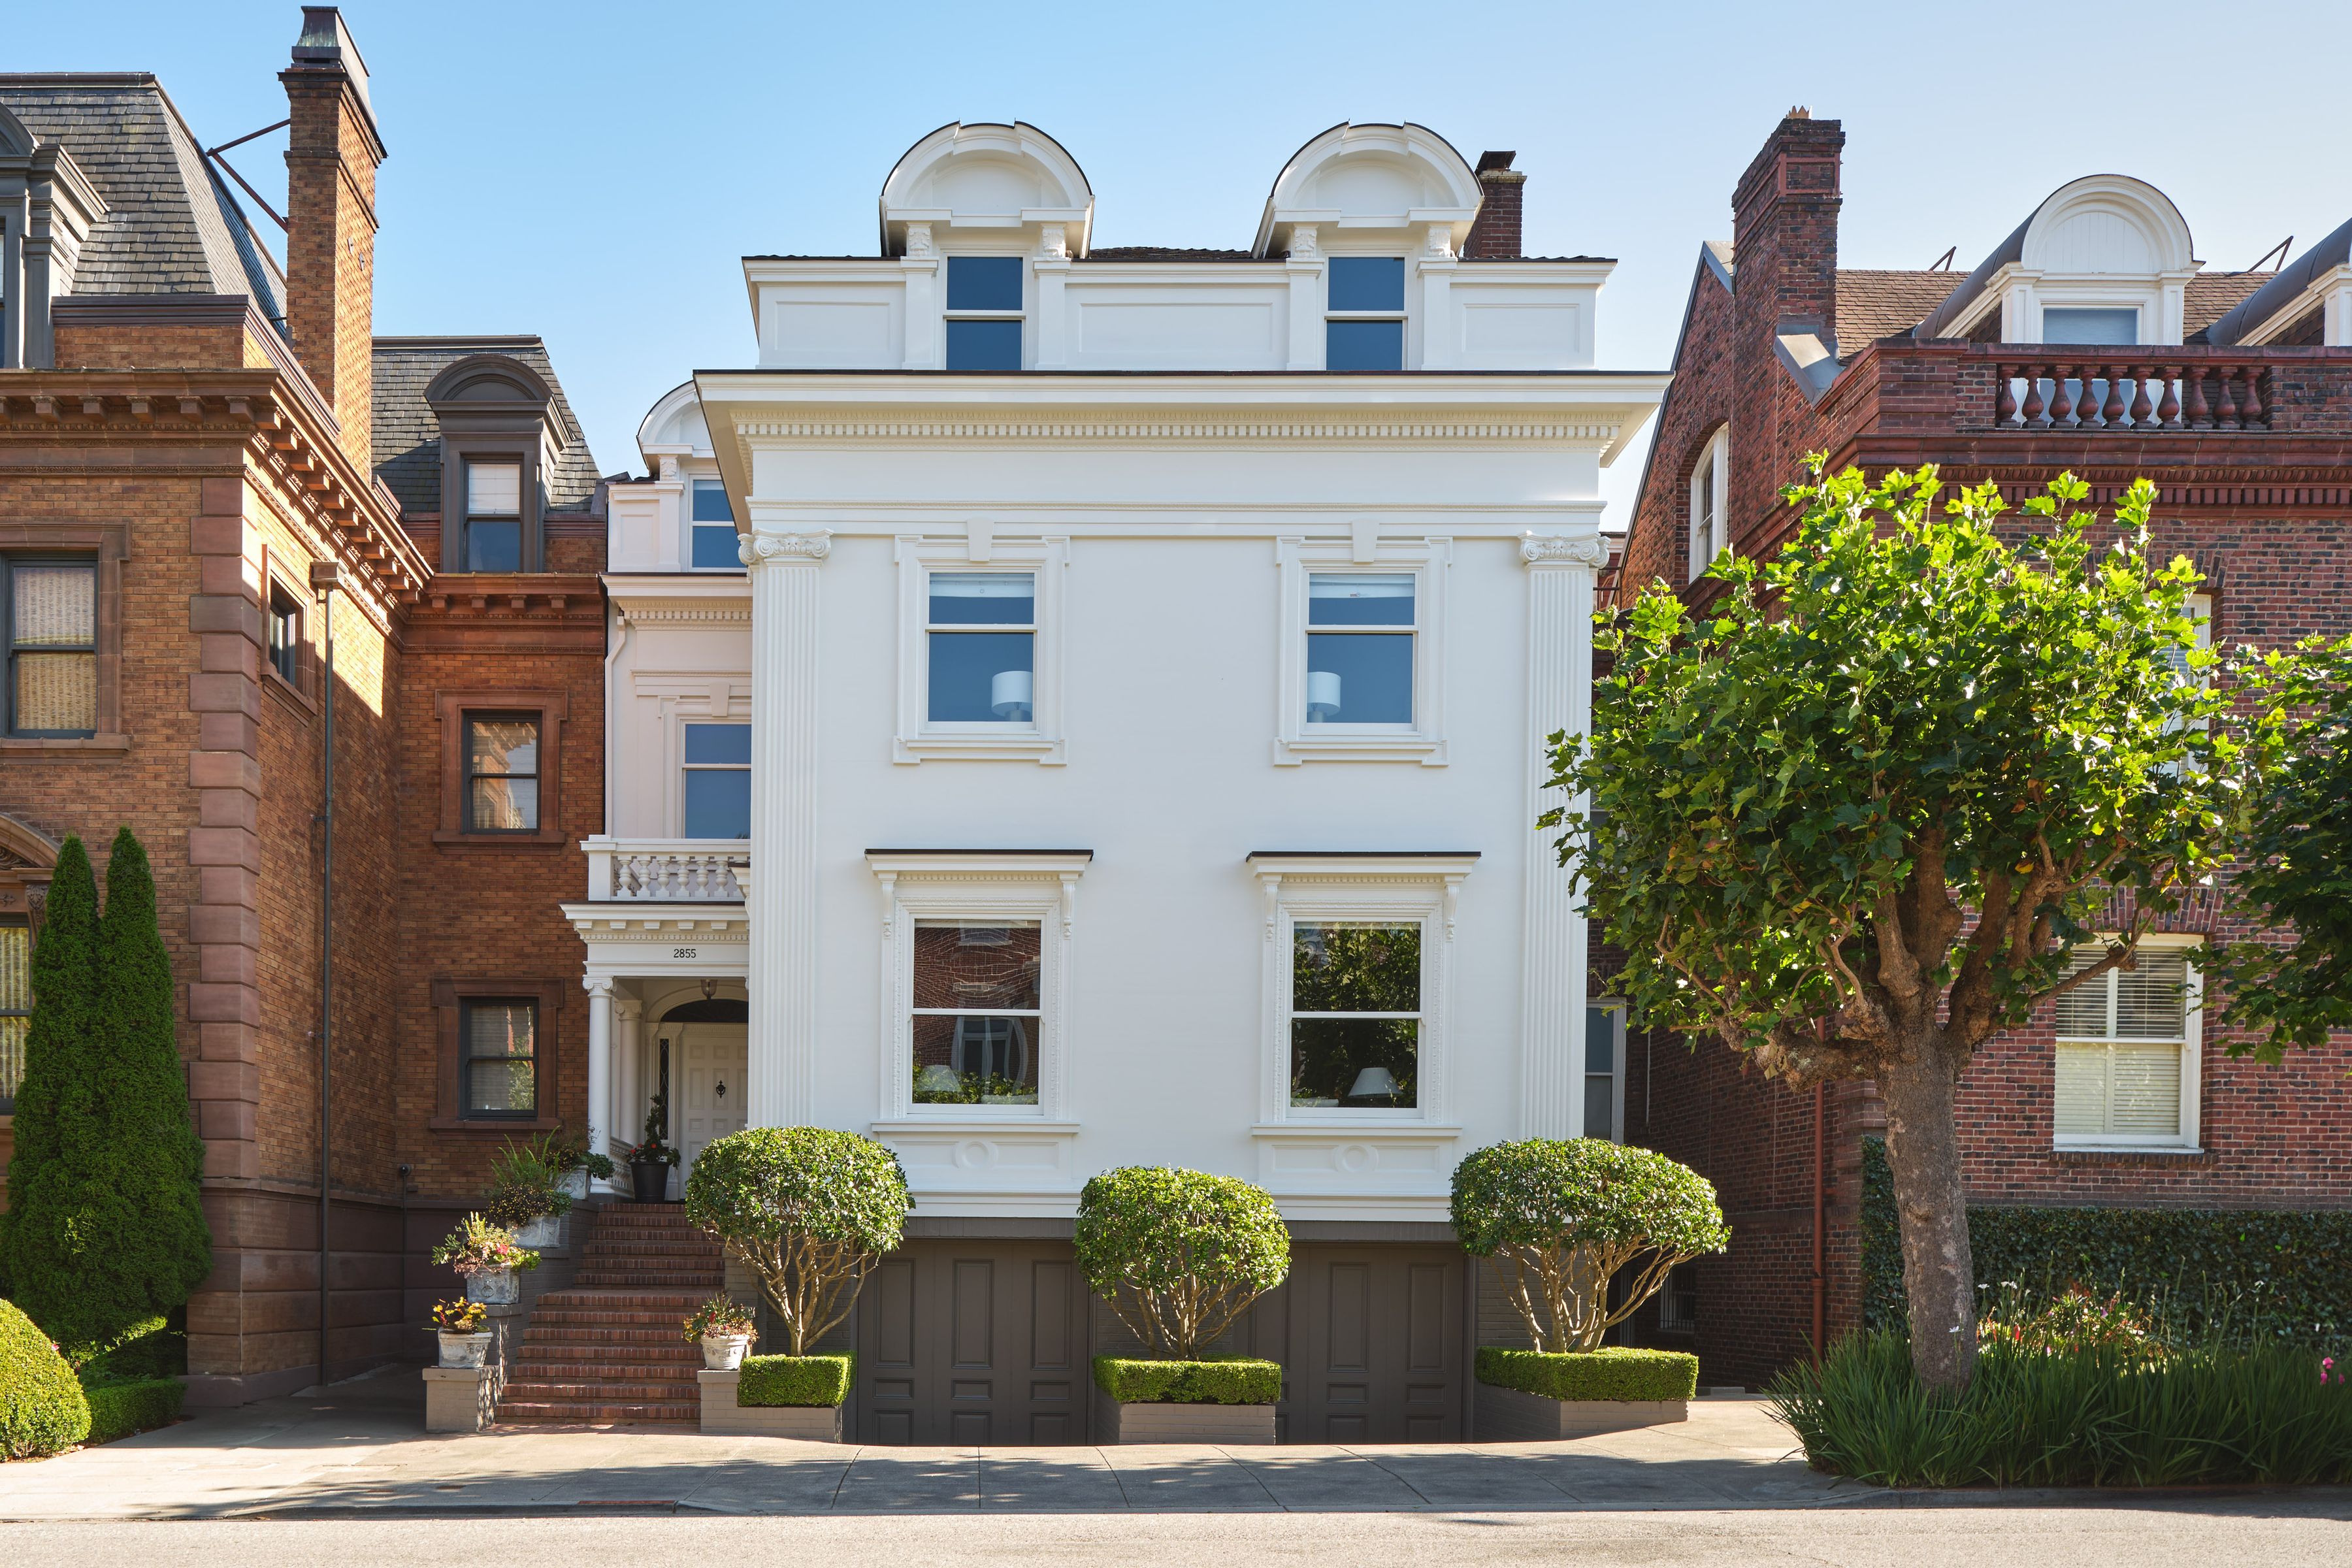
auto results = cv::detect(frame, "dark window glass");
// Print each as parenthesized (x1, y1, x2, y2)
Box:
(927, 572, 1035, 723)
(268, 582, 302, 685)
(2041, 307, 2138, 345)
(465, 461, 525, 572)
(0, 917, 27, 1115)
(1328, 257, 1405, 312)
(691, 479, 734, 522)
(1289, 922, 1420, 1109)
(910, 919, 1041, 1105)
(5, 557, 99, 737)
(461, 999, 537, 1118)
(691, 525, 740, 570)
(1326, 319, 1404, 372)
(684, 723, 752, 766)
(1309, 574, 1414, 627)
(466, 519, 521, 572)
(682, 722, 751, 839)
(1585, 1005, 1620, 1139)
(947, 318, 1023, 370)
(1305, 632, 1413, 723)
(947, 256, 1024, 312)
(465, 713, 540, 832)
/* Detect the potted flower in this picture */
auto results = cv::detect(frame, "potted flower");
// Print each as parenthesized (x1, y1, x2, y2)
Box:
(623, 1096, 681, 1202)
(431, 1213, 543, 1305)
(683, 1295, 759, 1369)
(429, 1298, 491, 1367)
(542, 1130, 617, 1200)
(483, 1137, 574, 1249)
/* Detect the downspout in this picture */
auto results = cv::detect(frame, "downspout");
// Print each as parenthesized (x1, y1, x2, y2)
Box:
(1811, 1083, 1827, 1365)
(310, 561, 340, 1384)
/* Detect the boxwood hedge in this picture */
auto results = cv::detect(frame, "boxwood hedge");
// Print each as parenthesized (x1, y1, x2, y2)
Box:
(1091, 1355, 1282, 1405)
(1, 1298, 90, 1458)
(1475, 1346, 1699, 1403)
(736, 1353, 855, 1407)
(82, 1377, 184, 1445)
(1859, 1137, 2352, 1350)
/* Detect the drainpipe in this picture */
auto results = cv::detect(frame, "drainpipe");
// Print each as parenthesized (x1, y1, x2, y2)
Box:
(1811, 1083, 1827, 1365)
(310, 560, 340, 1384)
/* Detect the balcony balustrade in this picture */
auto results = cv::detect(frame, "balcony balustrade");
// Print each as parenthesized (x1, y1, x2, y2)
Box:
(1993, 357, 2273, 432)
(581, 837, 747, 902)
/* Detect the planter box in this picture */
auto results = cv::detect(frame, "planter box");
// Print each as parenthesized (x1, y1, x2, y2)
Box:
(697, 1370, 843, 1439)
(1094, 1390, 1277, 1445)
(511, 1213, 569, 1250)
(464, 1267, 520, 1305)
(423, 1365, 498, 1433)
(437, 1331, 492, 1369)
(1473, 1382, 1688, 1441)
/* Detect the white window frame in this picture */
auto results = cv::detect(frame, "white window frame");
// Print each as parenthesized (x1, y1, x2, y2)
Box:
(1586, 1000, 1627, 1143)
(679, 719, 751, 841)
(893, 534, 1067, 764)
(2051, 932, 2202, 1152)
(941, 251, 1028, 370)
(1688, 426, 1729, 584)
(1273, 534, 1449, 766)
(866, 851, 1085, 1130)
(1324, 253, 1409, 372)
(1248, 854, 1474, 1131)
(686, 474, 740, 572)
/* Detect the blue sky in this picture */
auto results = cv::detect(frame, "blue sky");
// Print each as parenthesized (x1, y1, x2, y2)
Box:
(18, 1, 2347, 524)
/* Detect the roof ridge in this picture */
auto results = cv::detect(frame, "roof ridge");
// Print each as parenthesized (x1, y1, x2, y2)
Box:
(0, 72, 161, 87)
(374, 334, 549, 348)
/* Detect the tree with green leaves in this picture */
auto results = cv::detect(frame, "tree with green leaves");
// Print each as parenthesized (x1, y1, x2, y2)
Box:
(0, 830, 210, 1357)
(1552, 465, 2293, 1390)
(1074, 1167, 1290, 1360)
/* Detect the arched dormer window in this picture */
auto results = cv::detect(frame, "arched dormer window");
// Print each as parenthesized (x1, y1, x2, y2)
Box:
(425, 354, 565, 573)
(1688, 427, 1729, 585)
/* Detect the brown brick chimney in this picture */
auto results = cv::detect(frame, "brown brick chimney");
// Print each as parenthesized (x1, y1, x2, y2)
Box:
(1726, 110, 1842, 531)
(280, 7, 384, 473)
(1463, 150, 1524, 259)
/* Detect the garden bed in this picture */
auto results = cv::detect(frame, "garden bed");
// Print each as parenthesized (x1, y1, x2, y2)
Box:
(1090, 1356, 1281, 1445)
(1473, 1347, 1697, 1441)
(699, 1354, 854, 1439)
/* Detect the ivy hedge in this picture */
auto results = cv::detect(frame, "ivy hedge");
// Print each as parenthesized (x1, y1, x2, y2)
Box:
(1474, 1347, 1699, 1403)
(1859, 1137, 2352, 1349)
(736, 1353, 855, 1407)
(1090, 1356, 1282, 1405)
(82, 1378, 184, 1445)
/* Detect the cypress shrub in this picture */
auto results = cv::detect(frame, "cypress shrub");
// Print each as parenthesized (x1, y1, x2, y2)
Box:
(0, 1298, 90, 1459)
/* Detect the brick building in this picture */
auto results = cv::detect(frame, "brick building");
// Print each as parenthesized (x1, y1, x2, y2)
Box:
(0, 9, 608, 1403)
(1609, 111, 2352, 1386)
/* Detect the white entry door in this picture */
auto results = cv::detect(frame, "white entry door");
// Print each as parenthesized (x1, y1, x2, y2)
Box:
(675, 1021, 749, 1181)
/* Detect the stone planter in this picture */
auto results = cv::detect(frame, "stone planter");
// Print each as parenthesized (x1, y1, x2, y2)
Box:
(437, 1330, 493, 1369)
(559, 1168, 589, 1201)
(423, 1365, 498, 1432)
(512, 1213, 566, 1250)
(1473, 1382, 1689, 1441)
(630, 1159, 671, 1202)
(1094, 1391, 1277, 1445)
(700, 1333, 752, 1370)
(697, 1370, 843, 1439)
(463, 1266, 520, 1306)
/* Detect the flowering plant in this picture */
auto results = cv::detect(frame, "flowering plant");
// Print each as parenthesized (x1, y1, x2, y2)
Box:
(682, 1295, 759, 1343)
(427, 1299, 487, 1333)
(625, 1095, 683, 1166)
(430, 1213, 543, 1277)
(1978, 1283, 2168, 1367)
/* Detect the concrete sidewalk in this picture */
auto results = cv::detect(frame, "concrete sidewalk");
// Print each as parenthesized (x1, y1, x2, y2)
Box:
(0, 1367, 1848, 1519)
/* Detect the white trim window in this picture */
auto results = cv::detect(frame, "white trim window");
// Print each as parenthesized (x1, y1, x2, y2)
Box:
(1584, 1002, 1626, 1141)
(1273, 536, 1448, 765)
(943, 255, 1025, 371)
(1325, 255, 1407, 371)
(893, 536, 1067, 764)
(680, 721, 751, 840)
(2053, 938, 2201, 1151)
(1688, 426, 1729, 584)
(689, 478, 740, 571)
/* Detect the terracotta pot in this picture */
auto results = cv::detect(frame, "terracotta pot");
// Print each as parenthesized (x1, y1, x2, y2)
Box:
(464, 1266, 519, 1305)
(437, 1330, 492, 1369)
(700, 1332, 751, 1370)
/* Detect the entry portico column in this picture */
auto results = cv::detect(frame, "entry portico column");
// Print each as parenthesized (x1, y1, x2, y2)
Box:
(742, 528, 830, 1128)
(1519, 531, 1607, 1139)
(585, 977, 614, 1186)
(613, 996, 642, 1163)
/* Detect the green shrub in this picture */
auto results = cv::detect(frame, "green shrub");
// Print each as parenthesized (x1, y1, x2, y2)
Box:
(75, 1315, 184, 1382)
(736, 1354, 855, 1407)
(1475, 1347, 1699, 1403)
(1770, 1329, 2352, 1487)
(684, 1128, 908, 1356)
(1091, 1356, 1282, 1405)
(1452, 1139, 1729, 1352)
(1074, 1168, 1289, 1360)
(1859, 1137, 2352, 1351)
(1, 1298, 90, 1458)
(80, 1377, 183, 1445)
(1, 834, 212, 1358)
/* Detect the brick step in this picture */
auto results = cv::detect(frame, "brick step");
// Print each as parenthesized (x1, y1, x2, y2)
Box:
(523, 1315, 698, 1334)
(512, 1359, 702, 1382)
(574, 1273, 725, 1289)
(495, 1401, 701, 1424)
(502, 1379, 696, 1401)
(533, 1290, 712, 1307)
(527, 1299, 708, 1317)
(515, 1338, 700, 1360)
(523, 1326, 696, 1347)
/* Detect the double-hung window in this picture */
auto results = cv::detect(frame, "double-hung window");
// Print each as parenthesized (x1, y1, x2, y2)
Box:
(911, 919, 1042, 1105)
(463, 713, 541, 832)
(2053, 941, 2200, 1149)
(681, 722, 751, 839)
(4, 557, 97, 736)
(0, 916, 27, 1115)
(1326, 256, 1406, 370)
(1688, 427, 1729, 583)
(1585, 1003, 1626, 1141)
(461, 998, 538, 1119)
(945, 256, 1024, 370)
(463, 459, 524, 572)
(926, 572, 1035, 724)
(1289, 921, 1422, 1110)
(690, 478, 739, 570)
(267, 581, 304, 687)
(1306, 573, 1415, 725)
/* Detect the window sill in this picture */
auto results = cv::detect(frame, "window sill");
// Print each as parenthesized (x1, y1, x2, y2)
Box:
(427, 1114, 563, 1135)
(1273, 731, 1446, 766)
(2051, 1144, 2211, 1164)
(894, 732, 1066, 766)
(262, 666, 316, 720)
(1252, 1120, 1462, 1139)
(432, 829, 569, 849)
(871, 1117, 1079, 1134)
(0, 733, 130, 755)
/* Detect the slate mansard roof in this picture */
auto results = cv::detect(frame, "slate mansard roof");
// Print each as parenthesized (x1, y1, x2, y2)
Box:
(0, 73, 287, 325)
(372, 337, 603, 517)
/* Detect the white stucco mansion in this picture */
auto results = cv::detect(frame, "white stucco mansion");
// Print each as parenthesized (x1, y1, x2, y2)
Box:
(566, 122, 1664, 1443)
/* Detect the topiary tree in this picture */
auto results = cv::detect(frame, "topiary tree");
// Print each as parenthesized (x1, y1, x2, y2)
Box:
(683, 1126, 909, 1356)
(1554, 466, 2302, 1390)
(0, 1296, 90, 1459)
(1451, 1139, 1729, 1354)
(1073, 1166, 1290, 1360)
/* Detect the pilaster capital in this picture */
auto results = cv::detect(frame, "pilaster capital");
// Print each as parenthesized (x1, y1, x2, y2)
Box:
(1520, 532, 1609, 569)
(738, 531, 832, 568)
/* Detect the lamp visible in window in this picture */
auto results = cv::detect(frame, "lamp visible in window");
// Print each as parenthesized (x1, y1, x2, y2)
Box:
(1305, 573, 1414, 725)
(464, 460, 524, 572)
(5, 558, 98, 736)
(464, 713, 541, 832)
(909, 918, 1042, 1105)
(926, 572, 1036, 725)
(1290, 921, 1420, 1109)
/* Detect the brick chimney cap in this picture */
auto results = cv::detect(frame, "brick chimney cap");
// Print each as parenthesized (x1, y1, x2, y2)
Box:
(289, 7, 377, 141)
(1476, 150, 1518, 174)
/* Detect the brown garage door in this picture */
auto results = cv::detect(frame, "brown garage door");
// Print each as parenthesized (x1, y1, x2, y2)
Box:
(1279, 1243, 1466, 1443)
(855, 1240, 1091, 1445)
